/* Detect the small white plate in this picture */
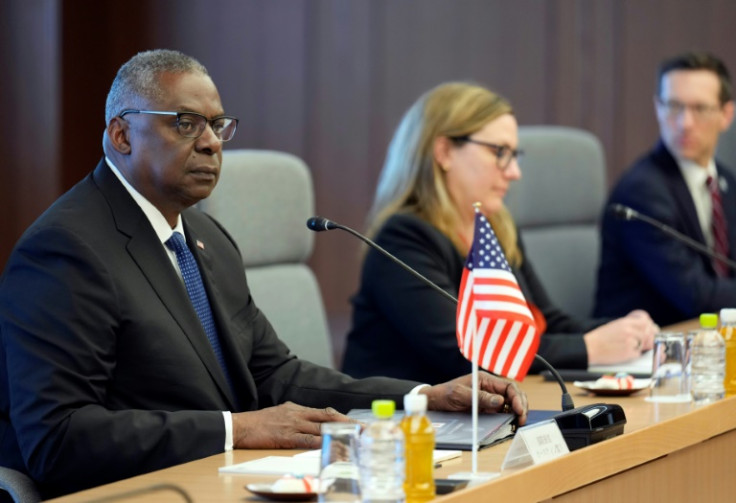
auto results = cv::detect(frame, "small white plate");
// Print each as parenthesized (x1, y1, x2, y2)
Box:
(245, 483, 318, 501)
(574, 378, 651, 396)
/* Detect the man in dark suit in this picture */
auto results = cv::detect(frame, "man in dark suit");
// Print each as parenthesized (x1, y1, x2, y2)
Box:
(0, 50, 526, 499)
(596, 52, 736, 326)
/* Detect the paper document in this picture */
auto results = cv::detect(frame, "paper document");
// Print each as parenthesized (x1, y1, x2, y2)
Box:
(432, 449, 463, 463)
(219, 455, 320, 476)
(588, 349, 653, 375)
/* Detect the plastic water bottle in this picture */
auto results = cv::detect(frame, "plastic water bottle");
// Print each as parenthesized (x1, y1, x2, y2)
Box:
(359, 400, 405, 503)
(720, 308, 736, 397)
(691, 313, 726, 405)
(400, 394, 435, 503)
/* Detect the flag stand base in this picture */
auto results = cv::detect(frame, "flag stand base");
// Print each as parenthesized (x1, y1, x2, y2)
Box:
(447, 471, 500, 487)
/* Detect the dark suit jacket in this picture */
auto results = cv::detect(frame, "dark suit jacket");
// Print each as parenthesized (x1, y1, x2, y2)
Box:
(342, 213, 600, 385)
(0, 160, 416, 498)
(595, 141, 736, 326)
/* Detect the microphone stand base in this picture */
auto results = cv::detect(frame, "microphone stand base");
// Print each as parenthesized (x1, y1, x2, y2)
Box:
(554, 402, 627, 451)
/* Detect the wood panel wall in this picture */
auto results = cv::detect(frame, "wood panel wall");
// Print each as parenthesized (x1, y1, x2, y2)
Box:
(3, 0, 736, 365)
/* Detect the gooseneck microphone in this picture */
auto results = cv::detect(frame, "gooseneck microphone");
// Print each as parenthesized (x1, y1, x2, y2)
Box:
(610, 203, 736, 270)
(307, 216, 458, 306)
(306, 215, 574, 412)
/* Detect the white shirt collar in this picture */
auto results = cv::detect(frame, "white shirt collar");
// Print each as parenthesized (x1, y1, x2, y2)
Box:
(675, 156, 718, 247)
(105, 156, 185, 241)
(677, 156, 718, 188)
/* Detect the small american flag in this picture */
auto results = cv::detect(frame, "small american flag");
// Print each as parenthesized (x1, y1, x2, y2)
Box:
(456, 209, 539, 381)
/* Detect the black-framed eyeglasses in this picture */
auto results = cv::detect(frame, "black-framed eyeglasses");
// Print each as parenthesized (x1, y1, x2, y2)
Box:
(119, 109, 239, 142)
(655, 98, 722, 121)
(450, 136, 523, 171)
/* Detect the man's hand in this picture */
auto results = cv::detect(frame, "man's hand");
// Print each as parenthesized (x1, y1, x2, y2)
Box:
(232, 402, 352, 449)
(420, 373, 528, 425)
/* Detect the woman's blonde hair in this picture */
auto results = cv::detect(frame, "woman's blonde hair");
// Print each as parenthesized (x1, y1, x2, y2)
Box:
(368, 82, 522, 266)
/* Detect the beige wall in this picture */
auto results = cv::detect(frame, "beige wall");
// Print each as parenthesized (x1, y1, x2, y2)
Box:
(3, 0, 736, 364)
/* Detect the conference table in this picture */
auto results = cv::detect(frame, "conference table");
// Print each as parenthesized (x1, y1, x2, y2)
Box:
(49, 321, 736, 503)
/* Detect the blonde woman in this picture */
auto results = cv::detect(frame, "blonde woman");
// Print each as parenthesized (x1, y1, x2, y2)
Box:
(342, 82, 657, 384)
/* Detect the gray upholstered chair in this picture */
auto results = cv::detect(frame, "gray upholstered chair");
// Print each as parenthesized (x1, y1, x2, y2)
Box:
(0, 467, 40, 503)
(716, 120, 736, 173)
(504, 126, 606, 319)
(198, 149, 334, 368)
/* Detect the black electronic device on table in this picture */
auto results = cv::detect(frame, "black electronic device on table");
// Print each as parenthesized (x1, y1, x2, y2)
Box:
(552, 403, 627, 451)
(434, 479, 469, 494)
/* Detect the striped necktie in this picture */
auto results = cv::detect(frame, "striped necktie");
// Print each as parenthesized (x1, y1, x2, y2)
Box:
(166, 232, 233, 386)
(707, 176, 730, 277)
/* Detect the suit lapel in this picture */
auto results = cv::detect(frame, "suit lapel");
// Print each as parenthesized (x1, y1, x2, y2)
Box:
(655, 143, 707, 245)
(92, 160, 236, 409)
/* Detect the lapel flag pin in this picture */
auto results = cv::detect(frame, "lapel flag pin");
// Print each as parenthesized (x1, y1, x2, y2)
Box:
(196, 240, 205, 250)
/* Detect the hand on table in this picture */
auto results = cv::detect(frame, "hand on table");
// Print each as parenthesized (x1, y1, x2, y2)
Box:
(420, 373, 528, 425)
(584, 309, 658, 365)
(232, 401, 352, 449)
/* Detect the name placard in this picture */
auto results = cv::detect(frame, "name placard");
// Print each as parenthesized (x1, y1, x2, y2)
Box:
(501, 419, 569, 470)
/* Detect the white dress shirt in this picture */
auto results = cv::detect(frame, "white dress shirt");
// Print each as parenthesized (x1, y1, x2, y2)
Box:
(676, 157, 719, 248)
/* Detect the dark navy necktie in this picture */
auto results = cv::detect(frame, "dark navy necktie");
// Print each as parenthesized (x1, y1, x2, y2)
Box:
(165, 231, 233, 387)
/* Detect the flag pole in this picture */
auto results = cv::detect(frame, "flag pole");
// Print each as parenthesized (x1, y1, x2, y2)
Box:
(471, 202, 481, 475)
(471, 325, 479, 474)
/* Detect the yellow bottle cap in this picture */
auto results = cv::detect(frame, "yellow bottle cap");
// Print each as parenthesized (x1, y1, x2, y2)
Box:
(700, 313, 719, 328)
(371, 400, 396, 418)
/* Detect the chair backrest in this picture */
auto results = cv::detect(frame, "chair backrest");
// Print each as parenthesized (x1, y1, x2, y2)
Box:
(198, 150, 334, 368)
(716, 120, 736, 173)
(504, 126, 606, 319)
(0, 467, 40, 503)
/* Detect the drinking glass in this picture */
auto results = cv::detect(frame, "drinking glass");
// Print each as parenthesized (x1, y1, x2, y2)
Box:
(318, 422, 361, 503)
(646, 332, 691, 403)
(684, 330, 696, 396)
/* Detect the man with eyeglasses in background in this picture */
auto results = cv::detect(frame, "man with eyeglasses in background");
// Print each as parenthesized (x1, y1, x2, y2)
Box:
(595, 52, 736, 326)
(0, 49, 528, 500)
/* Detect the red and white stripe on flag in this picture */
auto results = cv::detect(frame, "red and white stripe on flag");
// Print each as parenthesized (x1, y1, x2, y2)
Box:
(455, 210, 539, 381)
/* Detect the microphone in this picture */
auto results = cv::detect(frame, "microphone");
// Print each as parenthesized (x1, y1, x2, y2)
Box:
(308, 215, 626, 450)
(610, 203, 736, 270)
(307, 216, 458, 306)
(306, 216, 338, 232)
